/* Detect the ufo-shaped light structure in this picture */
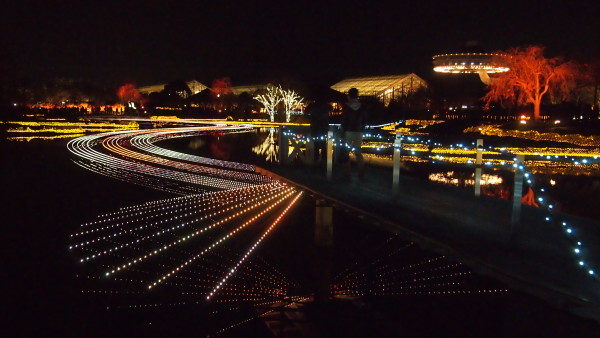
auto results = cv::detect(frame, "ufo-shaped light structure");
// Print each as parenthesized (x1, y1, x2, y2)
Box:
(432, 53, 509, 84)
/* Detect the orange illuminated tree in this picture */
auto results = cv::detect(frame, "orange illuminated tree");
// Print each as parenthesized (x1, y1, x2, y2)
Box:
(483, 45, 580, 120)
(211, 77, 233, 98)
(117, 83, 141, 103)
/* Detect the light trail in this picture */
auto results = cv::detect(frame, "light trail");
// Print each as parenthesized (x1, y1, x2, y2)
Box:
(68, 122, 304, 335)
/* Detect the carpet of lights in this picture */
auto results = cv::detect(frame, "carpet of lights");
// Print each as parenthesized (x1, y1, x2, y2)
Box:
(65, 122, 522, 335)
(67, 122, 308, 335)
(63, 120, 598, 335)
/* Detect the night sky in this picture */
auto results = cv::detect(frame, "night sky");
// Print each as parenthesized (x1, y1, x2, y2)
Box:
(2, 0, 599, 87)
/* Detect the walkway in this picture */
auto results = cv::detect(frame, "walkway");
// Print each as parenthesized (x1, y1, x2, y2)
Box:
(257, 160, 600, 324)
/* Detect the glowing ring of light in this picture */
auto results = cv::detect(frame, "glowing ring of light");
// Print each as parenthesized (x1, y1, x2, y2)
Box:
(432, 53, 509, 74)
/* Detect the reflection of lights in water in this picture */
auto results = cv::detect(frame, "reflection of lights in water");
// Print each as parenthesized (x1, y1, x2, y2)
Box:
(429, 171, 503, 186)
(252, 128, 279, 163)
(188, 137, 204, 150)
(8, 134, 87, 142)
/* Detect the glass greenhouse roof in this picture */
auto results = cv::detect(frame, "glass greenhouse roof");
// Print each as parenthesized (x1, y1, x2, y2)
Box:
(330, 74, 425, 96)
(231, 84, 271, 95)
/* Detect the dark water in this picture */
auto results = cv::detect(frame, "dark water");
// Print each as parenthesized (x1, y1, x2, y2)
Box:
(2, 137, 599, 337)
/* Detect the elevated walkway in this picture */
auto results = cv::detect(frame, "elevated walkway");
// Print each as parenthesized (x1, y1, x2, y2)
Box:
(257, 160, 600, 324)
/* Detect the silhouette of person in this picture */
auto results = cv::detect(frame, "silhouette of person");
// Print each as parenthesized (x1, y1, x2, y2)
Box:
(340, 87, 366, 180)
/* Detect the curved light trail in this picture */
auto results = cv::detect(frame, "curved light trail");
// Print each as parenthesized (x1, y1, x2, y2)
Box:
(68, 121, 304, 334)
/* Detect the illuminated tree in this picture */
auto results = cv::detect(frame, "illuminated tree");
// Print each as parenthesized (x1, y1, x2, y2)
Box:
(579, 59, 600, 118)
(279, 86, 304, 122)
(117, 84, 141, 103)
(483, 46, 580, 120)
(211, 77, 233, 98)
(254, 86, 283, 122)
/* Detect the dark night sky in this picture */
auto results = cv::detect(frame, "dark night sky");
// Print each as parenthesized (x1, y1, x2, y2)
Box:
(1, 0, 599, 87)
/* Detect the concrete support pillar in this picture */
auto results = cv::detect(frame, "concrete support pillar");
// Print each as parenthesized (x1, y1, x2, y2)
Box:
(314, 199, 333, 303)
(392, 133, 402, 196)
(315, 199, 333, 247)
(306, 135, 314, 166)
(511, 155, 525, 230)
(474, 139, 483, 196)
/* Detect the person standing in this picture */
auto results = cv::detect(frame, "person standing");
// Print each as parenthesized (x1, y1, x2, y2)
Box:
(340, 87, 366, 180)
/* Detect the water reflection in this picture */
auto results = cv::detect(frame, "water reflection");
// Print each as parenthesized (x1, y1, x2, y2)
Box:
(428, 171, 503, 187)
(252, 127, 279, 163)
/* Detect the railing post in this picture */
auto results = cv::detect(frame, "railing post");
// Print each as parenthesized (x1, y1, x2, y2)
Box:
(511, 154, 525, 230)
(326, 128, 333, 181)
(278, 125, 288, 166)
(474, 139, 483, 196)
(392, 133, 402, 196)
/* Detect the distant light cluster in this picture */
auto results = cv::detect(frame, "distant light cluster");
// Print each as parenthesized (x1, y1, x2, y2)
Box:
(465, 125, 600, 147)
(432, 53, 509, 74)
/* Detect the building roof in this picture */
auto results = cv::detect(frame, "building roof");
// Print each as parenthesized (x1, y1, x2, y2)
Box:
(330, 74, 427, 96)
(231, 84, 272, 96)
(138, 80, 208, 95)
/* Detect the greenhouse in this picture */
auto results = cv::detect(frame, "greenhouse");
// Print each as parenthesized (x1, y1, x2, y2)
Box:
(330, 74, 428, 106)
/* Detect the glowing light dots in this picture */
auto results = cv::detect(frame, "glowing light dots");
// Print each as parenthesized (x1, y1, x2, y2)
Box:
(68, 122, 307, 335)
(206, 191, 303, 300)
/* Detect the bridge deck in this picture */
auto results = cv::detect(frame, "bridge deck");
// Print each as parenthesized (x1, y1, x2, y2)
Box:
(257, 161, 600, 323)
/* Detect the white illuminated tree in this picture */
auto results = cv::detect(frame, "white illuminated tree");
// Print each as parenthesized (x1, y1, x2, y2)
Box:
(254, 86, 283, 122)
(280, 86, 304, 122)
